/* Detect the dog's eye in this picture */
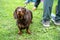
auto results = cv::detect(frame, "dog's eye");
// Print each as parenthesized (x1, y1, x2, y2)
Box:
(17, 11, 19, 14)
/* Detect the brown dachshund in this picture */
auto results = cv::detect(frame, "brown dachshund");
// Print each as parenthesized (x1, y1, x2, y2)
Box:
(13, 7, 33, 34)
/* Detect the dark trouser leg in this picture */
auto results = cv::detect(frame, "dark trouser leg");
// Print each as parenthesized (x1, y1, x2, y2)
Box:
(55, 0, 60, 22)
(43, 0, 54, 21)
(34, 0, 41, 8)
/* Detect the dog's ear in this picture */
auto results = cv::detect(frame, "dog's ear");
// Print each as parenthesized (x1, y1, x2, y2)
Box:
(13, 8, 17, 19)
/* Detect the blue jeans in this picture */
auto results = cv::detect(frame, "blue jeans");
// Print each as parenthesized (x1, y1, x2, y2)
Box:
(26, 0, 36, 3)
(43, 0, 60, 22)
(55, 0, 60, 22)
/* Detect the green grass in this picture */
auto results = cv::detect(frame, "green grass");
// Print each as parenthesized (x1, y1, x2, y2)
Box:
(0, 0, 60, 40)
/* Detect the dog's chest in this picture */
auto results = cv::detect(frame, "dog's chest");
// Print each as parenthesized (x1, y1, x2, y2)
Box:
(18, 19, 27, 25)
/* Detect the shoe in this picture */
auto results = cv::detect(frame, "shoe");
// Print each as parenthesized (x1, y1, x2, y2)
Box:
(51, 16, 60, 25)
(51, 19, 60, 25)
(42, 20, 50, 27)
(51, 14, 60, 25)
(32, 7, 36, 11)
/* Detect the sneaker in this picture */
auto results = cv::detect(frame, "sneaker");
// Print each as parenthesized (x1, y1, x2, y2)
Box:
(52, 19, 60, 25)
(42, 20, 50, 27)
(32, 7, 36, 11)
(51, 14, 60, 25)
(51, 17, 60, 25)
(54, 21, 60, 25)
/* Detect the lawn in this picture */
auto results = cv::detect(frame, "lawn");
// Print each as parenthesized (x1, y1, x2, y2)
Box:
(0, 0, 60, 40)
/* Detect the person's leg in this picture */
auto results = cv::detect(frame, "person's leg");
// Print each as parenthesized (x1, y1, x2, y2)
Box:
(42, 0, 54, 27)
(55, 0, 60, 22)
(34, 0, 41, 8)
(32, 0, 36, 2)
(52, 0, 60, 25)
(43, 0, 53, 21)
(33, 0, 41, 10)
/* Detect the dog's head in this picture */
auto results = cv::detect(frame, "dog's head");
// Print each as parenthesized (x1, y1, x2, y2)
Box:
(14, 7, 26, 19)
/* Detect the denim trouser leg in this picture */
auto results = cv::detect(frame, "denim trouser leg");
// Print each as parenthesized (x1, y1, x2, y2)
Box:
(55, 0, 60, 21)
(32, 0, 36, 2)
(26, 0, 36, 3)
(43, 0, 54, 21)
(26, 0, 31, 3)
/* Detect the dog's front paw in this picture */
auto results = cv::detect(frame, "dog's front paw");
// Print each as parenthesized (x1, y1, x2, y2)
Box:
(18, 31, 22, 35)
(27, 30, 31, 34)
